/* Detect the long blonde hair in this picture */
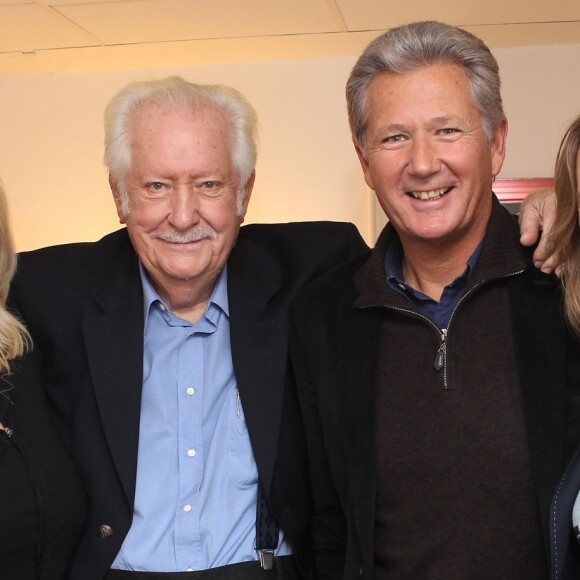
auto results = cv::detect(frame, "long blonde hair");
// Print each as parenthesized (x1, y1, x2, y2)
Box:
(0, 180, 29, 372)
(548, 115, 580, 333)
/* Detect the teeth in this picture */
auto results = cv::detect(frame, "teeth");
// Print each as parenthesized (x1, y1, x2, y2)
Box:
(410, 188, 449, 200)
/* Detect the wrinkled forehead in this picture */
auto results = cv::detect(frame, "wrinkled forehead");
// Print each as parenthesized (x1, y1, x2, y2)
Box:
(366, 64, 478, 125)
(130, 99, 228, 134)
(369, 62, 473, 99)
(126, 101, 235, 173)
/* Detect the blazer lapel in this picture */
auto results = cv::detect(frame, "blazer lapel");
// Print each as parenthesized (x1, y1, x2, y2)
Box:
(227, 240, 287, 493)
(81, 243, 144, 506)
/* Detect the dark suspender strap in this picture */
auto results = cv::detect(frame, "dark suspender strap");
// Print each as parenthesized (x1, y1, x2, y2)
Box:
(255, 484, 280, 570)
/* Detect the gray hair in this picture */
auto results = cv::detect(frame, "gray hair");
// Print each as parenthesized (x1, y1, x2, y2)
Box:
(346, 20, 505, 154)
(104, 76, 258, 215)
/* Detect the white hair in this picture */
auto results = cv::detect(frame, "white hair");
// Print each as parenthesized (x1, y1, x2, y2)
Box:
(103, 76, 259, 216)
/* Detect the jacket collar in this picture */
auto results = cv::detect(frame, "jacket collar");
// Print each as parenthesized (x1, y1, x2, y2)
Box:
(356, 196, 526, 310)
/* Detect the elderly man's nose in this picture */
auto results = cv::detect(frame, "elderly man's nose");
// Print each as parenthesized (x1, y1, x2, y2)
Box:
(169, 188, 200, 229)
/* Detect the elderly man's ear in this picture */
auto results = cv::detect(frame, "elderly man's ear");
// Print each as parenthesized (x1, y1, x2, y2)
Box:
(239, 172, 255, 223)
(109, 175, 127, 224)
(519, 187, 558, 274)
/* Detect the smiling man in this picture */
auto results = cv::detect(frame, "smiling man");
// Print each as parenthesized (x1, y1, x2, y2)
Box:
(290, 21, 580, 580)
(9, 77, 367, 580)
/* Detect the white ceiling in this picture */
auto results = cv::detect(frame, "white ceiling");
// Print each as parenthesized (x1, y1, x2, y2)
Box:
(1, 0, 579, 75)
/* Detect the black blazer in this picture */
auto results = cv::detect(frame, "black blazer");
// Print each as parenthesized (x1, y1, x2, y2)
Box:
(9, 222, 367, 580)
(290, 213, 580, 579)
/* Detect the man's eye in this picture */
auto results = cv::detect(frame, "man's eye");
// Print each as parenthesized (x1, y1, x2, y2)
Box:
(201, 181, 217, 189)
(385, 134, 405, 143)
(440, 128, 459, 136)
(147, 182, 167, 192)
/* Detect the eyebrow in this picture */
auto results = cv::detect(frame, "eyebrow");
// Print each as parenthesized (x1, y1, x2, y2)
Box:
(378, 124, 408, 134)
(379, 116, 462, 132)
(430, 116, 459, 126)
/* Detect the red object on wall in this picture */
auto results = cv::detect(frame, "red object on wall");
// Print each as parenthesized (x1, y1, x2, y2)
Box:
(493, 178, 554, 203)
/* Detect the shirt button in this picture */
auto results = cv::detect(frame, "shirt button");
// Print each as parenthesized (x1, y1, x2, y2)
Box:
(183, 504, 192, 513)
(159, 304, 166, 312)
(186, 387, 195, 395)
(187, 449, 196, 457)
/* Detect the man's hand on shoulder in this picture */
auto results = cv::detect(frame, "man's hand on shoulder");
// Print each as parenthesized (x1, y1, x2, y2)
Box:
(519, 187, 560, 275)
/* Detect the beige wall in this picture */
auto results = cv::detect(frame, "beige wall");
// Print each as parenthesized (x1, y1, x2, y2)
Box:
(0, 42, 579, 251)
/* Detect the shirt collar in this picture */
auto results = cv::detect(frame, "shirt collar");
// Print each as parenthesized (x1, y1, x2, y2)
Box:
(139, 263, 229, 327)
(385, 234, 482, 298)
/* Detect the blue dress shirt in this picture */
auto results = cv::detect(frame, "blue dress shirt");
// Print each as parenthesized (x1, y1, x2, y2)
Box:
(112, 265, 290, 572)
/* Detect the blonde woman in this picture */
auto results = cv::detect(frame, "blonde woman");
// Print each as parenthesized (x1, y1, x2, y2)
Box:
(542, 115, 580, 580)
(0, 180, 86, 579)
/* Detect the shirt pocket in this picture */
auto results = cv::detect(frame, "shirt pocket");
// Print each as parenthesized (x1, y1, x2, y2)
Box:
(228, 389, 259, 487)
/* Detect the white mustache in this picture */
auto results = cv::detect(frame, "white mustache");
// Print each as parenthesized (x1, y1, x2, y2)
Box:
(150, 226, 218, 243)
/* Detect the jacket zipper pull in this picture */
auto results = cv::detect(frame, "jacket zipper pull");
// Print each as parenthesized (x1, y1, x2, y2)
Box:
(0, 425, 13, 438)
(434, 329, 447, 371)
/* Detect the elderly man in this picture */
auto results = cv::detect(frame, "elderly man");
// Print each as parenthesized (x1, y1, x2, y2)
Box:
(9, 78, 367, 579)
(290, 21, 580, 580)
